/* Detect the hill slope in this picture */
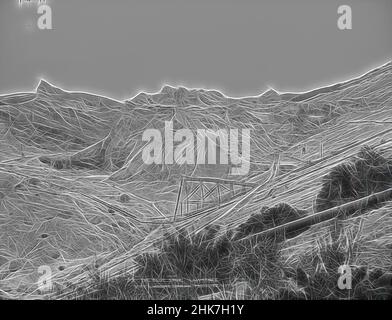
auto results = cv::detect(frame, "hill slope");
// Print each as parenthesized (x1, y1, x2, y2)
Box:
(0, 61, 392, 298)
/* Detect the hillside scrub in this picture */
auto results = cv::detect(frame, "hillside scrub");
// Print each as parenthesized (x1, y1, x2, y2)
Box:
(122, 148, 392, 299)
(133, 224, 282, 287)
(316, 146, 392, 212)
(134, 227, 234, 281)
(4, 142, 391, 299)
(130, 204, 310, 295)
(234, 203, 309, 241)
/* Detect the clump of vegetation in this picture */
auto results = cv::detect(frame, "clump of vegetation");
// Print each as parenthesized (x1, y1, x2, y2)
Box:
(58, 230, 392, 300)
(285, 239, 392, 300)
(131, 223, 285, 299)
(68, 227, 283, 299)
(135, 226, 233, 282)
(316, 146, 392, 212)
(235, 203, 309, 241)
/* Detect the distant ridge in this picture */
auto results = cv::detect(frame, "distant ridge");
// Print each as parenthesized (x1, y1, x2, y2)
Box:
(123, 60, 392, 105)
(28, 60, 392, 106)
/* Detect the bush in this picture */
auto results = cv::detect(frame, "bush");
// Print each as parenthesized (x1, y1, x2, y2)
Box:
(135, 227, 233, 282)
(316, 146, 392, 212)
(235, 203, 309, 241)
(134, 222, 283, 292)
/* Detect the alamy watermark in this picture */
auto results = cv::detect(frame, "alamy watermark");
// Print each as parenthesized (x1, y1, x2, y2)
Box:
(18, 0, 53, 30)
(337, 264, 352, 290)
(337, 5, 352, 30)
(142, 121, 251, 176)
(37, 265, 53, 292)
(16, 2, 351, 33)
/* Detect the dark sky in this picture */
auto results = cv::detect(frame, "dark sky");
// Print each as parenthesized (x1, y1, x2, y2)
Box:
(0, 0, 391, 99)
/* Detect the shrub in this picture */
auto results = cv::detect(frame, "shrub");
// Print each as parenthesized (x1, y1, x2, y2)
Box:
(316, 146, 392, 212)
(135, 227, 233, 282)
(235, 203, 309, 241)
